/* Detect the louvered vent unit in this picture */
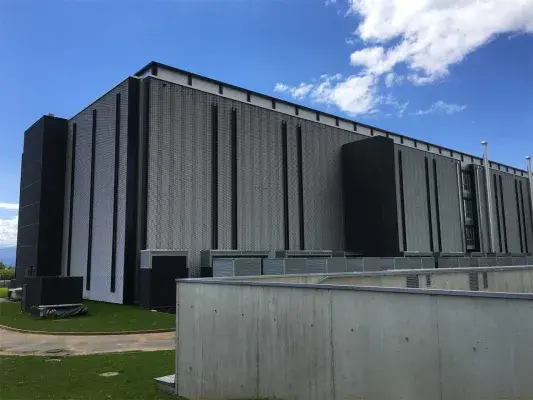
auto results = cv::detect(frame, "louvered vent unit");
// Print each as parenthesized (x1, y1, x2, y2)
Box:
(469, 272, 479, 291)
(406, 275, 419, 288)
(212, 258, 262, 277)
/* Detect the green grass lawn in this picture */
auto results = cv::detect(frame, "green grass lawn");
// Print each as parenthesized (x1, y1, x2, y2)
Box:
(0, 351, 176, 400)
(0, 301, 175, 333)
(0, 287, 7, 298)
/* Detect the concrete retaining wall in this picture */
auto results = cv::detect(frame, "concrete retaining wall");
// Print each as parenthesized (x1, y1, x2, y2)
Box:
(176, 280, 533, 400)
(217, 265, 533, 294)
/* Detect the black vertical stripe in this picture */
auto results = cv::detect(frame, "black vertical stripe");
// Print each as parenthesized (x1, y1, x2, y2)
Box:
(211, 103, 219, 249)
(231, 108, 238, 249)
(529, 182, 533, 249)
(86, 109, 97, 291)
(519, 181, 529, 253)
(493, 174, 502, 252)
(432, 158, 442, 251)
(141, 80, 150, 250)
(124, 77, 140, 305)
(281, 121, 289, 250)
(66, 123, 77, 276)
(515, 180, 524, 254)
(110, 94, 121, 293)
(499, 175, 508, 252)
(297, 125, 305, 250)
(398, 150, 407, 251)
(424, 157, 434, 251)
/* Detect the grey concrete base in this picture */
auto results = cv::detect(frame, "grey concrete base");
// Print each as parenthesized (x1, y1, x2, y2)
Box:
(154, 374, 175, 395)
(176, 280, 533, 400)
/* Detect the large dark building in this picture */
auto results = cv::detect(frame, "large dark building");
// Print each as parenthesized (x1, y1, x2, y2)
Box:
(15, 61, 533, 304)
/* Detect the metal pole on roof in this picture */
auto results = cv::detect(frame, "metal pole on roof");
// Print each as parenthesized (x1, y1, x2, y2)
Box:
(527, 156, 533, 218)
(482, 141, 496, 253)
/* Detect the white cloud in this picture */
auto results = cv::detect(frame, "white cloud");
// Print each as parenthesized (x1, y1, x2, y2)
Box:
(382, 94, 409, 117)
(0, 203, 18, 211)
(275, 73, 378, 115)
(0, 215, 18, 248)
(289, 83, 315, 100)
(274, 0, 532, 116)
(274, 83, 289, 93)
(411, 101, 467, 116)
(349, 0, 533, 82)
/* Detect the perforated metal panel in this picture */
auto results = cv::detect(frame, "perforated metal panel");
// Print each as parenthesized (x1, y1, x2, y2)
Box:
(67, 82, 129, 303)
(363, 258, 380, 271)
(394, 258, 410, 270)
(420, 257, 435, 270)
(233, 258, 262, 276)
(237, 104, 284, 250)
(69, 109, 92, 299)
(473, 167, 491, 253)
(300, 120, 357, 250)
(378, 258, 394, 271)
(500, 174, 522, 253)
(213, 259, 234, 277)
(439, 257, 459, 268)
(146, 82, 213, 277)
(327, 257, 347, 273)
(285, 258, 306, 274)
(346, 258, 363, 272)
(306, 258, 327, 273)
(262, 259, 285, 275)
(434, 155, 463, 252)
(397, 147, 431, 252)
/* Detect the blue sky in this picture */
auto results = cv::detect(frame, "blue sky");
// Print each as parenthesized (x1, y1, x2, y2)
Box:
(0, 0, 532, 246)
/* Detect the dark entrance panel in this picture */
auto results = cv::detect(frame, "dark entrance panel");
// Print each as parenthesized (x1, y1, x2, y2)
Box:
(139, 250, 188, 312)
(341, 136, 401, 256)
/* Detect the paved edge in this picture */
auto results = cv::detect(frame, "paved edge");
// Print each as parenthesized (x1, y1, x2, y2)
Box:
(0, 324, 175, 336)
(0, 349, 174, 357)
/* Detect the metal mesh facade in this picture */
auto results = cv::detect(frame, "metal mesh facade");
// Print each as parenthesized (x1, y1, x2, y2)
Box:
(145, 79, 363, 276)
(62, 81, 129, 303)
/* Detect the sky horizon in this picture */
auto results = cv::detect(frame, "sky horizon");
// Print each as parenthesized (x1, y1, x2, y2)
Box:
(0, 0, 532, 247)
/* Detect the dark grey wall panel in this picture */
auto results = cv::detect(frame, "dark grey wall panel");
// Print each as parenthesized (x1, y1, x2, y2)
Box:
(61, 125, 74, 276)
(499, 173, 521, 253)
(433, 155, 463, 252)
(146, 82, 212, 277)
(520, 180, 533, 252)
(490, 171, 505, 253)
(473, 166, 490, 253)
(394, 150, 405, 252)
(299, 120, 356, 250)
(397, 147, 431, 252)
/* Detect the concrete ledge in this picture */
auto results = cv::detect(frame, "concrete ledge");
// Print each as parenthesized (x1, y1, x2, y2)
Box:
(188, 264, 533, 280)
(0, 324, 175, 336)
(176, 279, 533, 300)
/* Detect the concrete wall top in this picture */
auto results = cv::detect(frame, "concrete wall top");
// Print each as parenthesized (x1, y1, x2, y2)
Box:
(187, 264, 533, 282)
(177, 276, 533, 300)
(134, 62, 528, 179)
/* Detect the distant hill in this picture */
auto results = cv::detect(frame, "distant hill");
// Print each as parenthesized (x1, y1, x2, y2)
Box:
(0, 246, 16, 267)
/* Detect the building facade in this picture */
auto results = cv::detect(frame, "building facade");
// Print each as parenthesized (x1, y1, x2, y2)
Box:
(15, 61, 533, 304)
